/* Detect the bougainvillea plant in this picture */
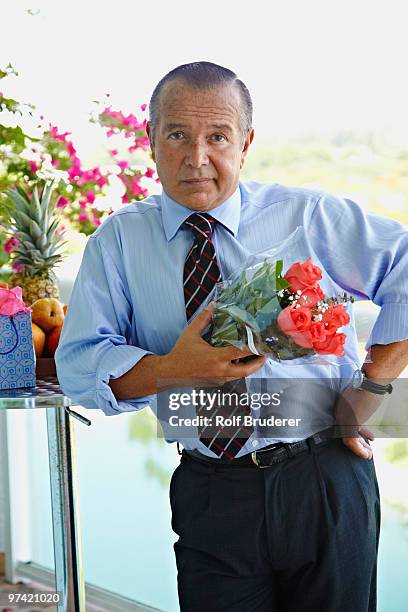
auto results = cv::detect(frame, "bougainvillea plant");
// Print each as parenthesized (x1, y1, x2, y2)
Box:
(0, 65, 159, 268)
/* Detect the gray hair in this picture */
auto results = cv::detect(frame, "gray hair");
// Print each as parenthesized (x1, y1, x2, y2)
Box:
(148, 61, 253, 144)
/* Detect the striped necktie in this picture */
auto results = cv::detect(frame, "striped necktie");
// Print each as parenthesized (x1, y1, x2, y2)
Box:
(183, 212, 253, 459)
(183, 212, 222, 320)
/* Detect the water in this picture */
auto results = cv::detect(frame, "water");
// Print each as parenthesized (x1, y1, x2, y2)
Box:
(25, 408, 408, 611)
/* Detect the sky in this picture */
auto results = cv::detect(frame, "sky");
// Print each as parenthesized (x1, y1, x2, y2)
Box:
(1, 0, 408, 158)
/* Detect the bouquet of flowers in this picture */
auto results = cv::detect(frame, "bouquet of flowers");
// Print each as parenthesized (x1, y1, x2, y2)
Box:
(205, 257, 353, 362)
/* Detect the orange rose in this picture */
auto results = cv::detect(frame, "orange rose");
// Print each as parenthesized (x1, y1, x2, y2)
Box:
(277, 305, 314, 348)
(312, 332, 346, 356)
(284, 258, 322, 293)
(322, 304, 350, 334)
(309, 320, 328, 343)
(298, 285, 325, 308)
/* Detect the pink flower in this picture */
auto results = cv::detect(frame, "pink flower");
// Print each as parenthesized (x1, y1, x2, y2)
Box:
(67, 143, 77, 156)
(85, 191, 96, 204)
(29, 161, 38, 173)
(313, 332, 346, 356)
(277, 305, 314, 348)
(298, 285, 325, 308)
(51, 159, 60, 168)
(110, 149, 118, 156)
(4, 236, 20, 254)
(11, 261, 24, 272)
(284, 258, 322, 293)
(57, 196, 68, 208)
(140, 103, 147, 112)
(145, 167, 155, 178)
(79, 200, 87, 210)
(96, 176, 108, 188)
(78, 213, 89, 222)
(118, 160, 128, 170)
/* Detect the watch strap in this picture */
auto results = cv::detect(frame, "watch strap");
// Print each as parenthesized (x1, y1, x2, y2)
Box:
(360, 377, 393, 395)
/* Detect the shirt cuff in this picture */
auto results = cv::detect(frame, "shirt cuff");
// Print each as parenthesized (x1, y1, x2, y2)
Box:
(365, 302, 408, 350)
(96, 344, 156, 416)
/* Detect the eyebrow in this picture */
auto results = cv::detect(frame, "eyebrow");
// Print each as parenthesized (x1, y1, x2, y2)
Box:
(163, 122, 234, 133)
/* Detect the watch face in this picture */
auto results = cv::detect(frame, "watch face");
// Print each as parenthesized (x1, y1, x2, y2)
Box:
(352, 369, 364, 389)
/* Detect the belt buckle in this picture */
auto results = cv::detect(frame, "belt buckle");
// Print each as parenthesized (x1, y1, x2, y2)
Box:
(251, 442, 286, 468)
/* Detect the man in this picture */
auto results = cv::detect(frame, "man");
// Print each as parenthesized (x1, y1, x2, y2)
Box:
(56, 62, 408, 611)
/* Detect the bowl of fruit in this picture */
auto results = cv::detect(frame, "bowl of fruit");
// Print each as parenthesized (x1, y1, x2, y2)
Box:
(31, 298, 67, 377)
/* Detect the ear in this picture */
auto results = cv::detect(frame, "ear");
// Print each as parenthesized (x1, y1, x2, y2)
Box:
(146, 121, 156, 162)
(240, 128, 254, 169)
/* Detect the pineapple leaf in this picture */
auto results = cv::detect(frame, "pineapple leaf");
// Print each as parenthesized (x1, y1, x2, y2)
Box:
(35, 234, 48, 250)
(5, 187, 31, 212)
(30, 186, 42, 225)
(28, 218, 42, 240)
(9, 209, 33, 233)
(46, 217, 59, 240)
(39, 182, 55, 228)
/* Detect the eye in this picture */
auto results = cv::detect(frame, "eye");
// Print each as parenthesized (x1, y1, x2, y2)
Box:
(168, 131, 185, 140)
(210, 134, 226, 143)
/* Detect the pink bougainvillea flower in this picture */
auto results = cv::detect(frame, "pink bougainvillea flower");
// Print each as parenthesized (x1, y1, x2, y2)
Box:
(85, 191, 96, 204)
(118, 160, 128, 170)
(78, 213, 89, 221)
(29, 161, 38, 173)
(56, 196, 68, 208)
(4, 236, 20, 254)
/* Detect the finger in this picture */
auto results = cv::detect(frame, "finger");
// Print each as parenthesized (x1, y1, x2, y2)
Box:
(226, 355, 267, 377)
(342, 437, 373, 459)
(218, 345, 258, 361)
(186, 305, 214, 334)
(359, 426, 375, 441)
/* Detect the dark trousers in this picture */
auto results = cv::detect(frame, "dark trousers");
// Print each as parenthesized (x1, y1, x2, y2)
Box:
(169, 437, 381, 611)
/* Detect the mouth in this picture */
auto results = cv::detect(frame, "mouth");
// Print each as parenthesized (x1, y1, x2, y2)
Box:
(181, 178, 214, 185)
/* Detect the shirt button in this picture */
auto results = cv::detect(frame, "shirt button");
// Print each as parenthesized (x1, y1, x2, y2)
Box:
(252, 440, 258, 447)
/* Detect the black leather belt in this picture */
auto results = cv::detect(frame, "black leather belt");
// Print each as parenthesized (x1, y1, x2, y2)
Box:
(183, 427, 336, 468)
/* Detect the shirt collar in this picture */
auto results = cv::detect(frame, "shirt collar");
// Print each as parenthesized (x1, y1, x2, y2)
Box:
(161, 184, 242, 241)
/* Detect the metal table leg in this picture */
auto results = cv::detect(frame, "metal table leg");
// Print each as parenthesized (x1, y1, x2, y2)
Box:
(46, 407, 85, 611)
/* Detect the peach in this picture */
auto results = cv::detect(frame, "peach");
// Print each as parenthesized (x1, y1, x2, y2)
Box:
(47, 324, 63, 356)
(32, 322, 46, 357)
(31, 298, 64, 332)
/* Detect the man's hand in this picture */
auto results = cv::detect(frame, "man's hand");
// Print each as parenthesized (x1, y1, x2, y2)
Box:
(158, 303, 267, 389)
(342, 426, 375, 460)
(108, 303, 266, 400)
(334, 386, 384, 459)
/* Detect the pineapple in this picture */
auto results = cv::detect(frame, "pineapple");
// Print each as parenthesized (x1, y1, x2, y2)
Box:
(3, 182, 67, 305)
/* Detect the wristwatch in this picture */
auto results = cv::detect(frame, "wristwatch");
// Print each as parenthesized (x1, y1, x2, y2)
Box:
(351, 368, 393, 395)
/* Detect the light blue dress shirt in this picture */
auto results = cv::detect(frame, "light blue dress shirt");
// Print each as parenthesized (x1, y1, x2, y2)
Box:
(55, 181, 408, 457)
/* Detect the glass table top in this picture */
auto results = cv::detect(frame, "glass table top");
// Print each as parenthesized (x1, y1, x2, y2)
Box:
(0, 377, 72, 409)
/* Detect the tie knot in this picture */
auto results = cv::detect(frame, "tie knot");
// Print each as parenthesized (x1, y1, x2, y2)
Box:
(184, 213, 216, 239)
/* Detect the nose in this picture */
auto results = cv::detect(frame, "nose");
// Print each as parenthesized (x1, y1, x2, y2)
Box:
(184, 139, 210, 168)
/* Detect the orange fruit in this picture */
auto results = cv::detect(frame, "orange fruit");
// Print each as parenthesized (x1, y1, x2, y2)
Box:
(47, 324, 63, 356)
(31, 298, 65, 331)
(32, 322, 46, 357)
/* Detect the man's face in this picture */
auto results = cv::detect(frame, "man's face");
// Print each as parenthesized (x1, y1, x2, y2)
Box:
(147, 81, 254, 211)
